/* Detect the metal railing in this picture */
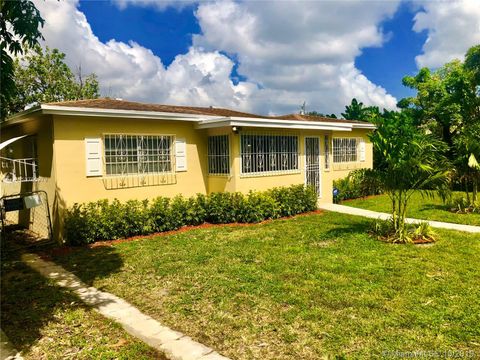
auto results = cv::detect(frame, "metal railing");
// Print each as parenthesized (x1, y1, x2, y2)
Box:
(0, 157, 39, 182)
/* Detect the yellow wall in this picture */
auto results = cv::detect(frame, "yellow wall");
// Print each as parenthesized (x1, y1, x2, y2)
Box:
(1, 114, 373, 241)
(207, 128, 373, 204)
(53, 115, 209, 206)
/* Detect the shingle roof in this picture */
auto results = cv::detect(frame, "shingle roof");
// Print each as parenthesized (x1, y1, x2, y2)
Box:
(48, 98, 264, 118)
(47, 98, 366, 124)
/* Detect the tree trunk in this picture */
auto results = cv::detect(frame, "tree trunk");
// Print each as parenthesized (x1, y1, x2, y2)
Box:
(465, 177, 471, 204)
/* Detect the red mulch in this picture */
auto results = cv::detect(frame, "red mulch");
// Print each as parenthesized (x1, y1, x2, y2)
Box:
(412, 237, 436, 245)
(90, 210, 323, 248)
(42, 210, 324, 254)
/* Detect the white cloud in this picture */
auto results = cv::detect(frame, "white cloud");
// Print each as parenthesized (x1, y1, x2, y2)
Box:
(33, 0, 255, 110)
(193, 0, 399, 114)
(33, 0, 401, 115)
(413, 0, 480, 68)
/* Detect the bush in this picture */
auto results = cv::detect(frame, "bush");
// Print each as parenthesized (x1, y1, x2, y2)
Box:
(448, 195, 480, 214)
(369, 218, 436, 244)
(237, 191, 280, 223)
(333, 169, 381, 202)
(268, 184, 317, 217)
(63, 184, 318, 245)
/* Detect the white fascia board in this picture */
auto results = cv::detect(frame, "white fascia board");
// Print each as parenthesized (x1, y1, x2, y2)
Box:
(229, 116, 353, 129)
(351, 123, 376, 129)
(39, 105, 218, 122)
(2, 106, 42, 126)
(195, 118, 353, 131)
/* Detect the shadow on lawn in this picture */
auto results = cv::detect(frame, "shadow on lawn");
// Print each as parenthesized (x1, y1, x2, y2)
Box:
(420, 203, 450, 212)
(0, 239, 123, 354)
(323, 219, 371, 238)
(48, 245, 124, 287)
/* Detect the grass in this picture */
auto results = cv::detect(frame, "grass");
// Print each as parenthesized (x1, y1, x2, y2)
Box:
(51, 212, 480, 359)
(345, 191, 480, 226)
(0, 249, 167, 359)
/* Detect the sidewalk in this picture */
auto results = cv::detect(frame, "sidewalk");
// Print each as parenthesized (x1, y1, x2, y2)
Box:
(21, 253, 229, 360)
(319, 204, 480, 233)
(0, 330, 22, 360)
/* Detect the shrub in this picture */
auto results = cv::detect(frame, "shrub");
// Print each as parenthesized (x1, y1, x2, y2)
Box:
(185, 194, 208, 226)
(268, 184, 317, 217)
(369, 218, 436, 244)
(448, 195, 480, 214)
(63, 184, 318, 245)
(64, 203, 94, 245)
(205, 192, 243, 224)
(150, 196, 172, 232)
(237, 191, 280, 223)
(333, 169, 382, 202)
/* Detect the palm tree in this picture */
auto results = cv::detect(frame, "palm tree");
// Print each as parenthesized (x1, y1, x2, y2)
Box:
(370, 113, 451, 242)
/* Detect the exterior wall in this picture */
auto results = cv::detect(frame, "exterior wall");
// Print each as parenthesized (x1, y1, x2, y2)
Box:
(1, 114, 374, 242)
(206, 127, 237, 194)
(52, 115, 209, 206)
(329, 128, 374, 181)
(0, 116, 58, 238)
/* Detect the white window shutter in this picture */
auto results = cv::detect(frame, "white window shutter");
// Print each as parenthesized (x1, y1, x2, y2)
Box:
(85, 138, 103, 176)
(359, 139, 366, 162)
(175, 138, 187, 172)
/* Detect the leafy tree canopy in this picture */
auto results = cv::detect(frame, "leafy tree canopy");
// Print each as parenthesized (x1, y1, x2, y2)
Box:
(5, 46, 100, 116)
(1, 0, 44, 119)
(399, 47, 479, 148)
(341, 98, 380, 122)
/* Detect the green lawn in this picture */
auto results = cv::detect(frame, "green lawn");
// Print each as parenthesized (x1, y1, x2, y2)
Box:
(0, 250, 166, 359)
(51, 212, 480, 359)
(345, 192, 480, 226)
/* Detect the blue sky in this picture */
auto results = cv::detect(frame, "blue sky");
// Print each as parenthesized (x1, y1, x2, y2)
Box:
(36, 0, 480, 115)
(80, 0, 425, 101)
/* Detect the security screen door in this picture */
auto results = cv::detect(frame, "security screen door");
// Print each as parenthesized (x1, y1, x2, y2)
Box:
(305, 137, 321, 196)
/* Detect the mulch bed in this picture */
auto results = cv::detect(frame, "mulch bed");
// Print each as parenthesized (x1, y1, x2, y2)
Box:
(42, 210, 324, 256)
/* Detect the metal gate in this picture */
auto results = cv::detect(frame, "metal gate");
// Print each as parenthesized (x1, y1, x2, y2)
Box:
(0, 191, 53, 246)
(305, 137, 321, 196)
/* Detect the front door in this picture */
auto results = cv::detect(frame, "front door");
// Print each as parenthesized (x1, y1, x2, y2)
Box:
(305, 137, 321, 196)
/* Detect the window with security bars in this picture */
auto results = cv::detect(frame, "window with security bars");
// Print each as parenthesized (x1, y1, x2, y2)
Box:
(324, 135, 330, 170)
(104, 134, 173, 175)
(240, 134, 298, 174)
(333, 138, 357, 163)
(208, 135, 230, 175)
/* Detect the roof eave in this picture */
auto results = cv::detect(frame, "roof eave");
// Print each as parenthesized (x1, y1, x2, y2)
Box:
(39, 104, 223, 121)
(2, 105, 43, 127)
(195, 118, 354, 131)
(351, 123, 376, 130)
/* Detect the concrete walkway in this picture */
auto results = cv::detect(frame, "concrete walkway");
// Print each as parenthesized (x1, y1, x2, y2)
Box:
(21, 253, 229, 360)
(319, 204, 480, 233)
(1, 330, 22, 360)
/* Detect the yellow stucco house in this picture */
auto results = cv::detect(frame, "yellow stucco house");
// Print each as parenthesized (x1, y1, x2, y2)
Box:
(1, 98, 374, 241)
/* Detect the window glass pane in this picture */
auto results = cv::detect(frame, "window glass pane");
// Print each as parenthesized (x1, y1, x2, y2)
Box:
(240, 134, 298, 174)
(332, 137, 358, 163)
(103, 134, 173, 175)
(208, 135, 230, 175)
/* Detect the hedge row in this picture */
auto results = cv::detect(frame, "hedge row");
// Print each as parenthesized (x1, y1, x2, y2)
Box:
(64, 184, 317, 245)
(333, 168, 382, 202)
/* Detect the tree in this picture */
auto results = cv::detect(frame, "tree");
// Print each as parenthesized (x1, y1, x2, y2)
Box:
(400, 57, 477, 149)
(1, 0, 44, 119)
(306, 111, 337, 118)
(341, 98, 380, 121)
(369, 113, 451, 243)
(399, 45, 480, 203)
(5, 46, 100, 115)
